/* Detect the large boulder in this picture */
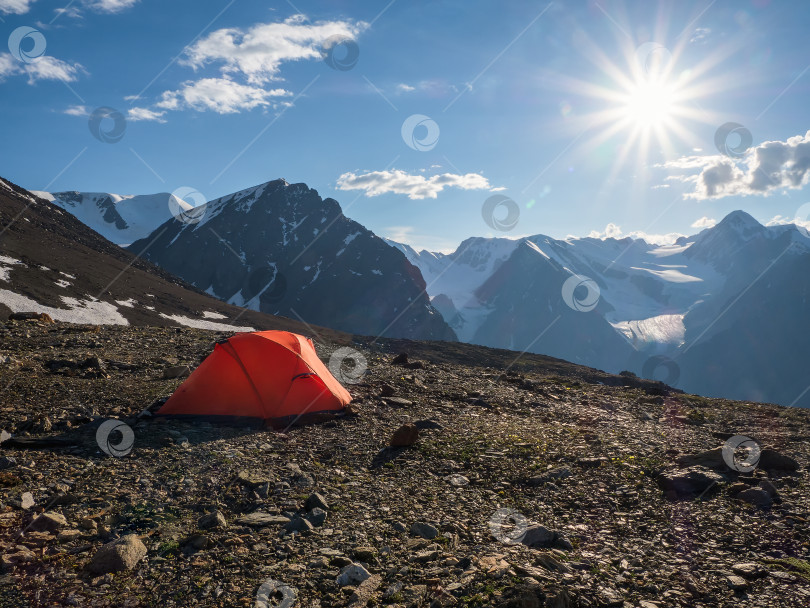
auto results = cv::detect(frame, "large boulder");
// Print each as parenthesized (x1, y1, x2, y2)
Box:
(87, 534, 147, 574)
(657, 467, 725, 499)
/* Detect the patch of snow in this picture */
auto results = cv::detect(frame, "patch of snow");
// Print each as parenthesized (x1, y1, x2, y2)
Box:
(202, 311, 227, 320)
(0, 290, 129, 325)
(612, 314, 686, 347)
(0, 256, 24, 282)
(344, 231, 360, 246)
(115, 298, 136, 308)
(55, 279, 72, 289)
(159, 313, 254, 332)
(59, 272, 76, 279)
(371, 269, 382, 275)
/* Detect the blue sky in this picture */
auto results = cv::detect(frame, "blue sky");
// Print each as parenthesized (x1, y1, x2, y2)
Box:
(2, 0, 809, 251)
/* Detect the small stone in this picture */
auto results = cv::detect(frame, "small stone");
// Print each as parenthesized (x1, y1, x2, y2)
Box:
(759, 479, 779, 498)
(57, 529, 82, 543)
(198, 511, 227, 530)
(352, 546, 376, 562)
(732, 562, 767, 579)
(380, 383, 396, 397)
(11, 492, 34, 510)
(336, 563, 371, 586)
(87, 534, 147, 574)
(735, 487, 773, 507)
(347, 574, 382, 608)
(725, 575, 748, 590)
(29, 512, 67, 532)
(390, 423, 419, 447)
(410, 522, 439, 539)
(307, 507, 327, 527)
(284, 515, 314, 533)
(391, 353, 409, 365)
(304, 492, 329, 511)
(162, 365, 190, 379)
(446, 474, 469, 487)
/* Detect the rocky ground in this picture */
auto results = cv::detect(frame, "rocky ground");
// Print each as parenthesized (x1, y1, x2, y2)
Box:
(0, 319, 808, 607)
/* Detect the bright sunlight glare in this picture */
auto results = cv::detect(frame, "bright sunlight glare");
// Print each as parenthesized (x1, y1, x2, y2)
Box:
(622, 80, 675, 128)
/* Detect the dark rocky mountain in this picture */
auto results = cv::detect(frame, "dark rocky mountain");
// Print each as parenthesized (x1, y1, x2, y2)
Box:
(471, 240, 636, 372)
(0, 176, 346, 338)
(127, 179, 455, 341)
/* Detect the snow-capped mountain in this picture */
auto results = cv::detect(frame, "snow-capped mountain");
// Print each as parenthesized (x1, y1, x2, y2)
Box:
(31, 190, 194, 246)
(127, 179, 455, 341)
(0, 176, 340, 335)
(389, 211, 810, 406)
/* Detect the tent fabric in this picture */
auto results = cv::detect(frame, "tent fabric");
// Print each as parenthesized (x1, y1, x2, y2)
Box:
(156, 330, 351, 425)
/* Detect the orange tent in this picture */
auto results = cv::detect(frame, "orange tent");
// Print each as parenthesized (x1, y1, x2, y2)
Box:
(156, 331, 352, 426)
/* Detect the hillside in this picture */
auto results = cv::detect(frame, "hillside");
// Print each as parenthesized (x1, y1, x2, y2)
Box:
(0, 321, 807, 607)
(0, 176, 345, 341)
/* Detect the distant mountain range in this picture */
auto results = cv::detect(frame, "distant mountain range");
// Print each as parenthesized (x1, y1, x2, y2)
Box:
(32, 179, 810, 407)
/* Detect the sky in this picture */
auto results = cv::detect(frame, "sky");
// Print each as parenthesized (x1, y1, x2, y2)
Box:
(1, 0, 809, 252)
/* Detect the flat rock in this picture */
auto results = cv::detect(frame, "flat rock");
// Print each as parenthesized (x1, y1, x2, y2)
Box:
(759, 448, 800, 471)
(732, 562, 768, 578)
(657, 467, 725, 499)
(348, 574, 382, 608)
(29, 512, 67, 532)
(235, 512, 291, 527)
(410, 522, 439, 539)
(726, 575, 748, 590)
(304, 492, 329, 511)
(735, 487, 773, 507)
(198, 511, 227, 529)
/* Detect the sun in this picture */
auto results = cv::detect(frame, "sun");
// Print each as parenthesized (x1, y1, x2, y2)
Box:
(622, 79, 676, 128)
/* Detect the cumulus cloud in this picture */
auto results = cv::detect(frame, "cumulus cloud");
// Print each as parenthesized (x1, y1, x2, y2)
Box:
(0, 0, 35, 14)
(63, 104, 88, 116)
(336, 170, 495, 200)
(182, 15, 367, 84)
(127, 107, 166, 122)
(661, 131, 810, 200)
(154, 78, 291, 114)
(0, 53, 84, 84)
(586, 222, 684, 245)
(766, 211, 810, 232)
(85, 0, 138, 12)
(691, 216, 717, 229)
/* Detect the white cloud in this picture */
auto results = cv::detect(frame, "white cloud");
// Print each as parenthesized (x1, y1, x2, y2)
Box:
(691, 216, 717, 229)
(182, 15, 367, 85)
(0, 0, 35, 14)
(85, 0, 138, 12)
(154, 78, 291, 114)
(690, 27, 711, 43)
(661, 130, 810, 200)
(0, 53, 84, 84)
(586, 222, 684, 245)
(394, 80, 458, 96)
(336, 169, 494, 200)
(63, 104, 89, 116)
(23, 55, 84, 83)
(127, 107, 166, 122)
(396, 83, 415, 93)
(766, 214, 810, 231)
